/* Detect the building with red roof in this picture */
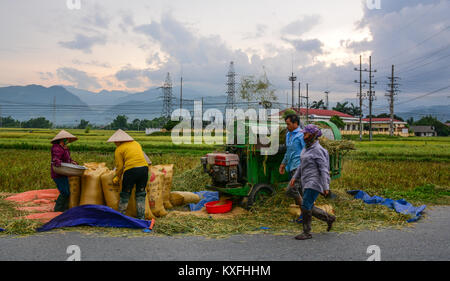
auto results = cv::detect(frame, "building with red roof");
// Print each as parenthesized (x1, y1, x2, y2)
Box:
(277, 108, 411, 137)
(278, 107, 360, 131)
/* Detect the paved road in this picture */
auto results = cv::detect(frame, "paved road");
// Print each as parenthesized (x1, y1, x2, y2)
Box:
(0, 206, 449, 261)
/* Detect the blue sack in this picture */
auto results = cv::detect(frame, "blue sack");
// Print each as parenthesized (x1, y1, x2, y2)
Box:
(189, 191, 219, 211)
(347, 190, 426, 222)
(37, 205, 151, 232)
(0, 228, 4, 232)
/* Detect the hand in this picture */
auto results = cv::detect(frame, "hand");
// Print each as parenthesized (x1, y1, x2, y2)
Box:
(279, 164, 286, 175)
(71, 160, 78, 165)
(289, 178, 296, 187)
(323, 190, 330, 197)
(113, 176, 120, 185)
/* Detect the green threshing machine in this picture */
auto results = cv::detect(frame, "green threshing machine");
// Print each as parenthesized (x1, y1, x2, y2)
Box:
(201, 120, 343, 209)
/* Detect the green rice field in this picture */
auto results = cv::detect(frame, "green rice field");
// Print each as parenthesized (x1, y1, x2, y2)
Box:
(0, 128, 449, 236)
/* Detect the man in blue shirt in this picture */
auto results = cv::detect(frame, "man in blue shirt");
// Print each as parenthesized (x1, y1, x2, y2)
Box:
(279, 114, 306, 206)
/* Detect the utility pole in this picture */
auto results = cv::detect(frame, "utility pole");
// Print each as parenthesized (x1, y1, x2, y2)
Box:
(289, 72, 297, 108)
(354, 55, 366, 141)
(355, 55, 376, 141)
(368, 56, 377, 141)
(386, 65, 400, 136)
(201, 97, 204, 130)
(298, 82, 301, 108)
(306, 83, 309, 124)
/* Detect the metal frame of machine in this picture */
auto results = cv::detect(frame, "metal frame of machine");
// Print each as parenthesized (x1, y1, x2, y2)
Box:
(201, 120, 343, 209)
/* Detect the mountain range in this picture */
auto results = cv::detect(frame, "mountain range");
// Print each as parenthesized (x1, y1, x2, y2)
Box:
(0, 84, 448, 126)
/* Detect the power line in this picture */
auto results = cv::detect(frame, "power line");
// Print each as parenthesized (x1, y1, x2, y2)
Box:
(396, 85, 450, 106)
(374, 25, 450, 68)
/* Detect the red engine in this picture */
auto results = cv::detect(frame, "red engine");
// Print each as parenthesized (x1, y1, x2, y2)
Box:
(201, 152, 240, 187)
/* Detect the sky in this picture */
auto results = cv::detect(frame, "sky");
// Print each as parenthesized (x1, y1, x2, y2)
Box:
(0, 0, 449, 110)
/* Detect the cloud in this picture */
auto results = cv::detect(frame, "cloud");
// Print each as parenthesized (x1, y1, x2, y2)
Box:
(59, 34, 106, 53)
(133, 13, 256, 89)
(349, 0, 450, 97)
(242, 24, 268, 40)
(119, 12, 135, 33)
(282, 38, 324, 54)
(82, 4, 111, 29)
(38, 72, 54, 81)
(281, 15, 321, 36)
(130, 13, 336, 98)
(57, 67, 101, 90)
(115, 65, 151, 89)
(72, 59, 111, 68)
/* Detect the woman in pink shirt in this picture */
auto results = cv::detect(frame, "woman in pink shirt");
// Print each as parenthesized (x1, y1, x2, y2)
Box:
(50, 130, 78, 212)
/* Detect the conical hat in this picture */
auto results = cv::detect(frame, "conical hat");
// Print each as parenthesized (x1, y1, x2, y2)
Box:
(107, 129, 134, 142)
(51, 130, 78, 143)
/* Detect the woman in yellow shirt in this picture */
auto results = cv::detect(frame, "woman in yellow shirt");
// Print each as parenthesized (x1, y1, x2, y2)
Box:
(107, 129, 150, 219)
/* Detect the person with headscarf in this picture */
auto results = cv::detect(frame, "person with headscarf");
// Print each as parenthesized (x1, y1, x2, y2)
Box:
(107, 129, 150, 220)
(50, 130, 78, 212)
(292, 124, 336, 240)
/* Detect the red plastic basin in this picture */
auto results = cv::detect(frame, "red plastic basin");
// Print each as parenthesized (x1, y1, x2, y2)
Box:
(205, 200, 232, 214)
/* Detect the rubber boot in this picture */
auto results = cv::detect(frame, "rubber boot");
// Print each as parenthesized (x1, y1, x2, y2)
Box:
(62, 195, 70, 212)
(295, 208, 312, 240)
(53, 194, 65, 212)
(312, 206, 336, 232)
(118, 191, 131, 215)
(54, 194, 70, 212)
(136, 191, 146, 220)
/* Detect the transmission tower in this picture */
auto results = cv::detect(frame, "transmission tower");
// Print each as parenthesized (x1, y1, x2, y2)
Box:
(385, 65, 400, 136)
(226, 61, 236, 110)
(161, 72, 173, 118)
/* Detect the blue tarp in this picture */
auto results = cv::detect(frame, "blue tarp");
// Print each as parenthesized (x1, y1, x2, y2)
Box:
(347, 190, 426, 222)
(37, 205, 151, 232)
(189, 191, 220, 211)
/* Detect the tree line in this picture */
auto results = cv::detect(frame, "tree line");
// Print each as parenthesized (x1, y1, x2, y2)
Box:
(0, 115, 177, 131)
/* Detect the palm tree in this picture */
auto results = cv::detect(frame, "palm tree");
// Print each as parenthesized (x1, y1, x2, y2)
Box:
(311, 99, 326, 109)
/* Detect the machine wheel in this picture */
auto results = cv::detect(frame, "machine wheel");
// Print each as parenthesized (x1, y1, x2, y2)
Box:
(247, 184, 274, 209)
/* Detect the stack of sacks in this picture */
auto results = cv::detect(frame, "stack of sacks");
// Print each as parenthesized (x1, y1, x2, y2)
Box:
(68, 162, 177, 220)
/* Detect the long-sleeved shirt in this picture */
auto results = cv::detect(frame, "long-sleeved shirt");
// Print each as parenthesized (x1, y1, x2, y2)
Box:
(281, 127, 306, 172)
(50, 143, 74, 179)
(114, 140, 148, 178)
(294, 140, 330, 194)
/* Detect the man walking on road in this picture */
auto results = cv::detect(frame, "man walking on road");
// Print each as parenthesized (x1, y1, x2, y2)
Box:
(279, 114, 306, 207)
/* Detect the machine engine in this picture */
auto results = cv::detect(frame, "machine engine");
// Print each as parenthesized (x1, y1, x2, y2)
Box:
(201, 152, 241, 188)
